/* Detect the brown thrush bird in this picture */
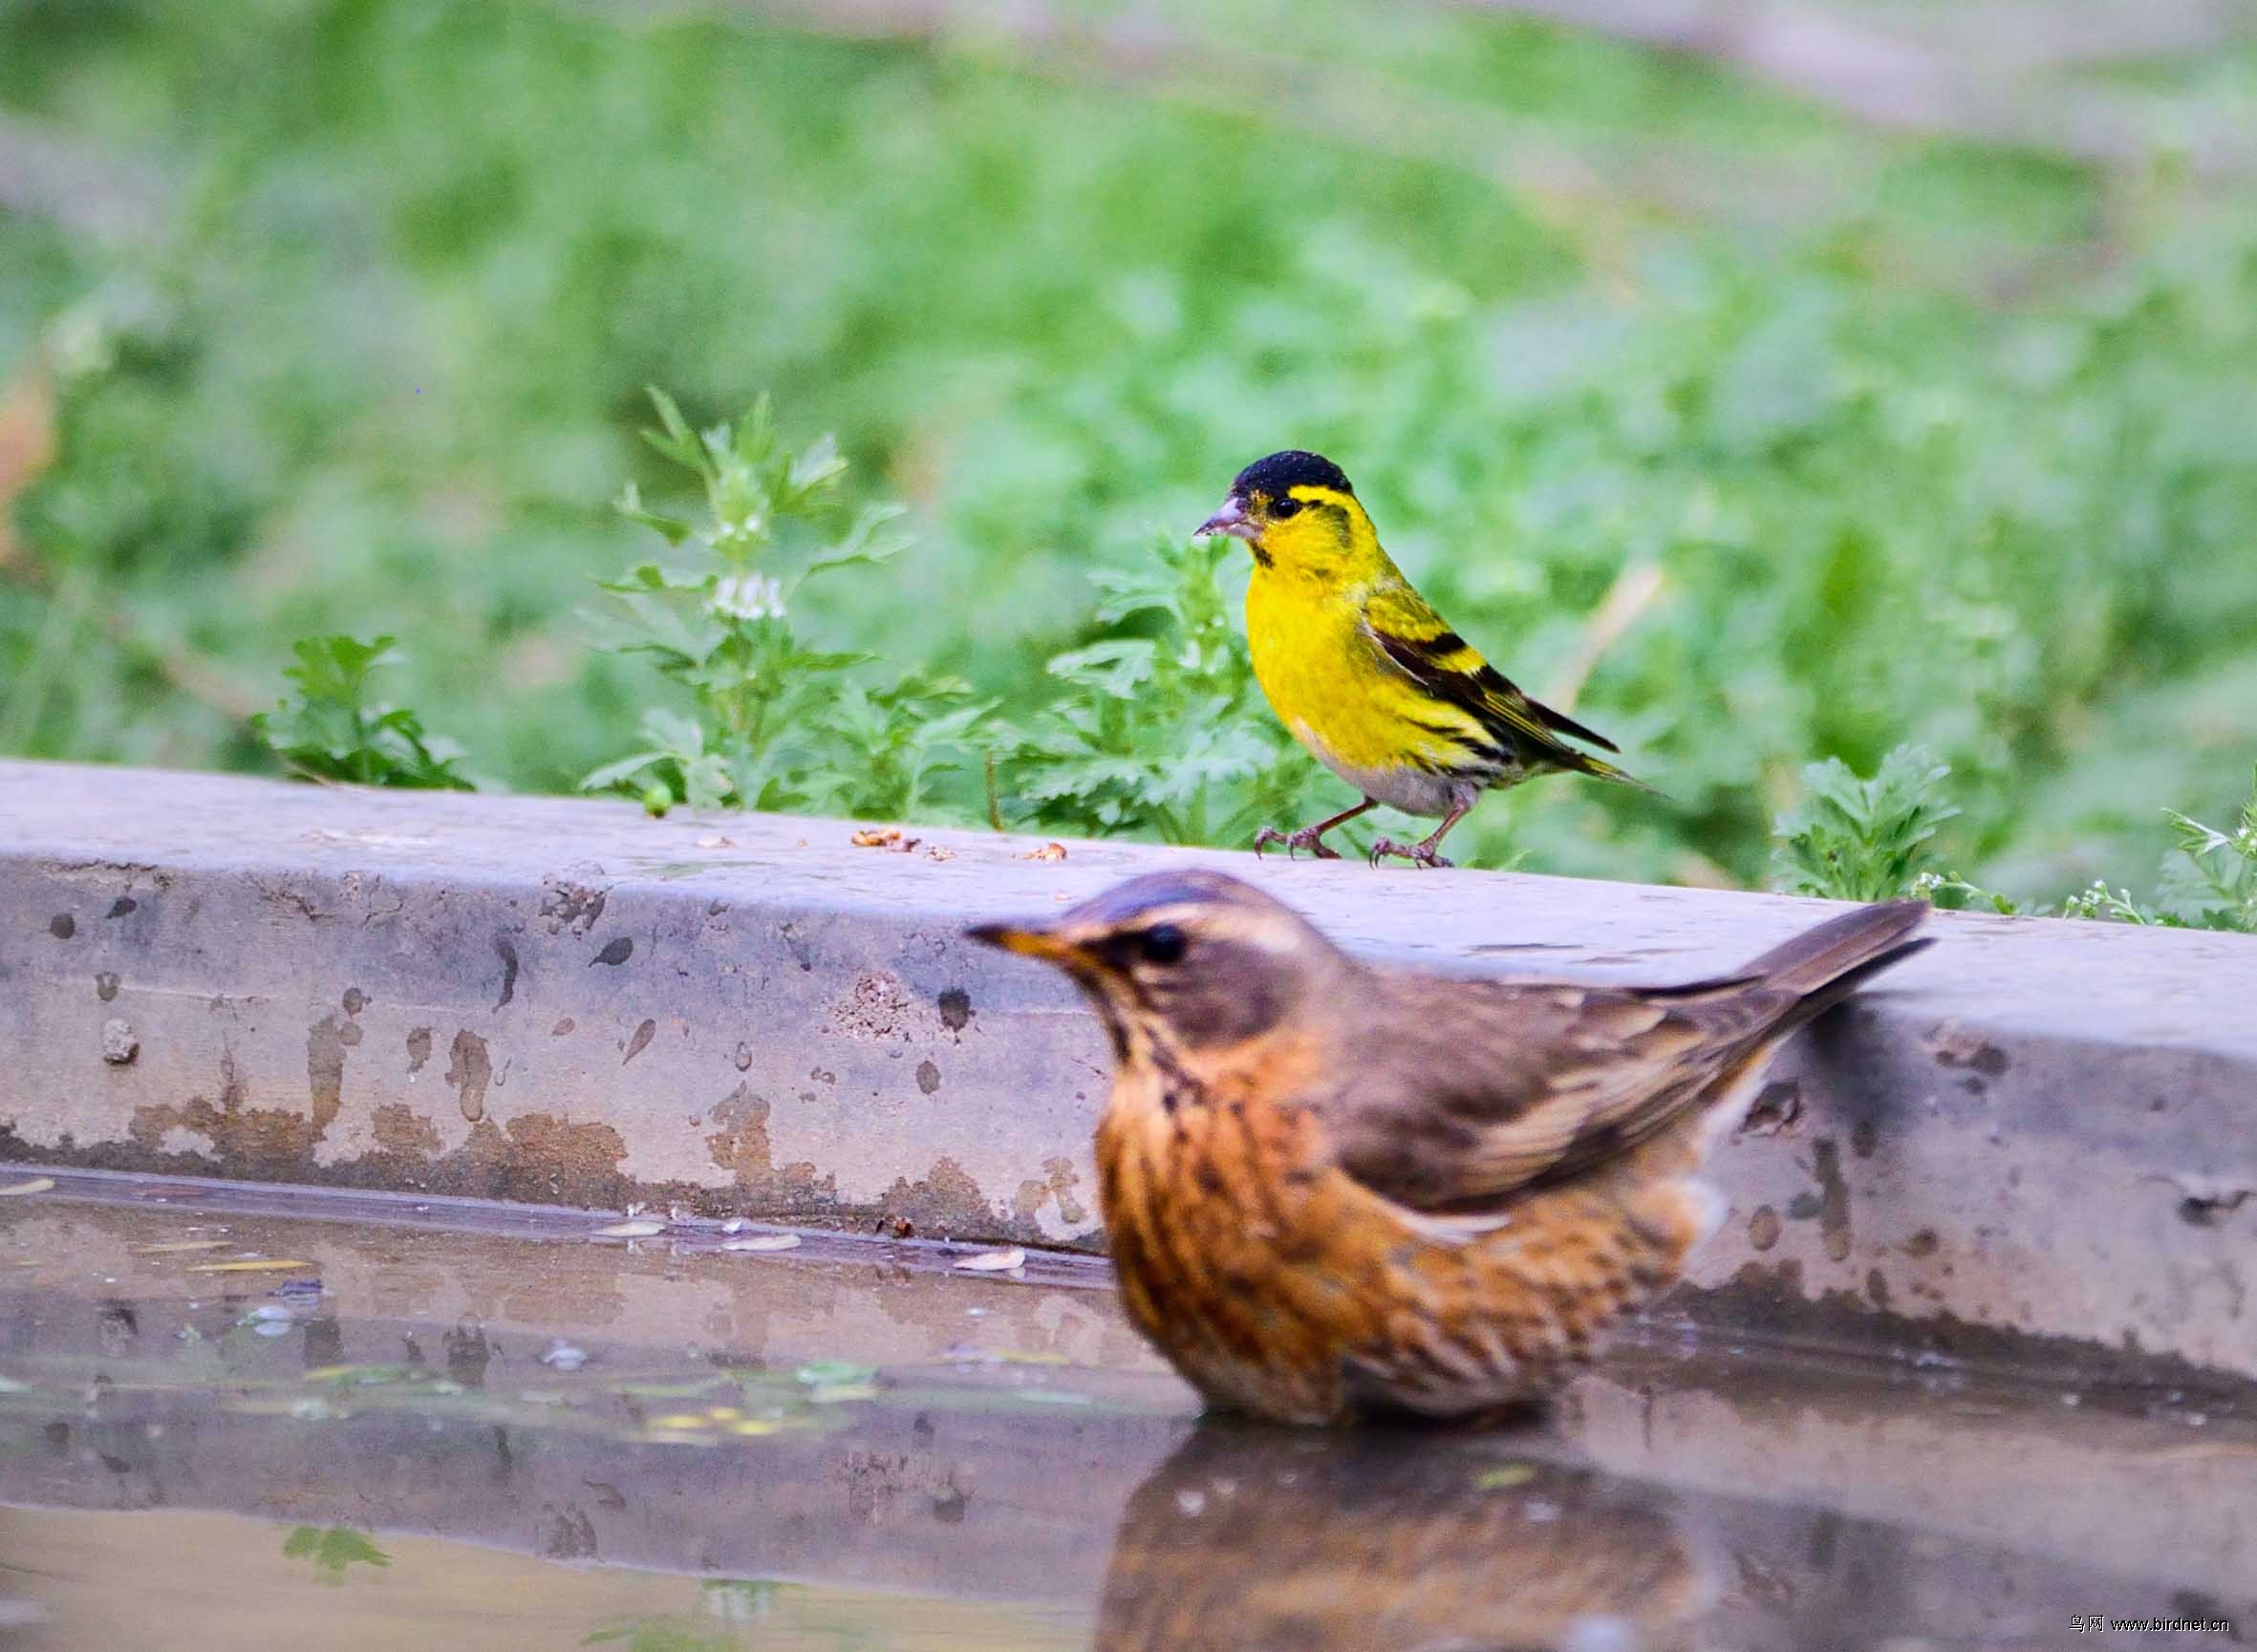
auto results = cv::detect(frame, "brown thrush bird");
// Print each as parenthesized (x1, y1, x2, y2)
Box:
(1097, 1424, 1709, 1651)
(970, 870, 1928, 1426)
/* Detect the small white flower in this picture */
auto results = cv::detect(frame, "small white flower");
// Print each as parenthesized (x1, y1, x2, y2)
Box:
(713, 511, 765, 549)
(709, 572, 786, 621)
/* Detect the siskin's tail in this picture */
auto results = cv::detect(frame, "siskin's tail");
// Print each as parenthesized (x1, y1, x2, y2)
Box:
(1514, 689, 1662, 795)
(1543, 746, 1662, 796)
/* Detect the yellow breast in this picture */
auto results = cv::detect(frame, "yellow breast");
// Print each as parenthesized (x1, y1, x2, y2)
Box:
(1247, 569, 1473, 783)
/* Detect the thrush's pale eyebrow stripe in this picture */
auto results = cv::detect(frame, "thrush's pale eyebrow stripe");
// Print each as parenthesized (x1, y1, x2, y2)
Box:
(1108, 903, 1305, 953)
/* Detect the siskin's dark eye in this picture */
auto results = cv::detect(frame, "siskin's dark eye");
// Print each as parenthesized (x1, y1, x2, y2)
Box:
(1136, 924, 1189, 966)
(1270, 497, 1303, 520)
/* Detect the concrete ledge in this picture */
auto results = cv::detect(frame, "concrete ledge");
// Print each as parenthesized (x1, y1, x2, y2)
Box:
(3, 759, 2255, 1385)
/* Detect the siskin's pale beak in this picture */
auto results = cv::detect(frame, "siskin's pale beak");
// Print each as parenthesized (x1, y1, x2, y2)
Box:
(1195, 495, 1257, 542)
(965, 921, 1082, 965)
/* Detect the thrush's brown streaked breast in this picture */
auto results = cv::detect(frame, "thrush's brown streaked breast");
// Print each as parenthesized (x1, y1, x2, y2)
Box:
(970, 869, 1929, 1426)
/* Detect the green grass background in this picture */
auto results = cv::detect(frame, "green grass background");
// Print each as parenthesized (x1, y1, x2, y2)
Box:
(5, 0, 2256, 895)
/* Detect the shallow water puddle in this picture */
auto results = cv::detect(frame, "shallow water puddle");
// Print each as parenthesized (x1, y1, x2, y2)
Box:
(0, 1175, 2250, 1650)
(0, 1506, 1087, 1652)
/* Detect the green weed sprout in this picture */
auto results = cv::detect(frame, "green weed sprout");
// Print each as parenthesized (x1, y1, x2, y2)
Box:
(1010, 529, 1316, 846)
(2154, 765, 2257, 933)
(251, 634, 474, 790)
(583, 390, 989, 818)
(1770, 743, 1958, 902)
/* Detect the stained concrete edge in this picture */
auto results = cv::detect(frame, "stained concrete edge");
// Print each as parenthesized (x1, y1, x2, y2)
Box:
(2, 759, 2254, 1385)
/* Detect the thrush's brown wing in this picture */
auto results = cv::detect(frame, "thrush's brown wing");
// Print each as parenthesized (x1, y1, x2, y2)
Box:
(1316, 901, 1930, 1215)
(1314, 974, 1789, 1213)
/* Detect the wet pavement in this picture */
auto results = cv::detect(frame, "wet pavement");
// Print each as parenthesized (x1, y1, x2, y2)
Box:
(0, 1173, 2251, 1650)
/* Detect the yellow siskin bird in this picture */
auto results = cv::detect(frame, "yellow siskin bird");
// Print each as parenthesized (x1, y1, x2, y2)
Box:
(1197, 450, 1644, 869)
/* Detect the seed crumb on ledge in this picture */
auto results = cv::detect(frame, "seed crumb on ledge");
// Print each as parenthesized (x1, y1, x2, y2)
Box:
(101, 1019, 140, 1065)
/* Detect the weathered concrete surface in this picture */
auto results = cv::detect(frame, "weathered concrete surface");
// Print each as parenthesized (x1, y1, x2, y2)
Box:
(3, 759, 2256, 1385)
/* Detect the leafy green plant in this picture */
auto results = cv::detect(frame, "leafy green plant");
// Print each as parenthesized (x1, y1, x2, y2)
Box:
(1906, 871, 2031, 916)
(2013, 769, 2257, 930)
(2057, 880, 2167, 925)
(1008, 530, 1318, 846)
(1914, 869, 2174, 925)
(2153, 767, 2257, 933)
(12, 0, 2257, 895)
(797, 674, 992, 822)
(582, 391, 990, 817)
(251, 635, 475, 789)
(280, 1525, 391, 1582)
(1915, 766, 2256, 933)
(1770, 744, 1957, 902)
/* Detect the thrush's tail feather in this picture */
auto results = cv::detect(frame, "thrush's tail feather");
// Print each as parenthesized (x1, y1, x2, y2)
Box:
(1660, 902, 1930, 1181)
(1741, 900, 1933, 1031)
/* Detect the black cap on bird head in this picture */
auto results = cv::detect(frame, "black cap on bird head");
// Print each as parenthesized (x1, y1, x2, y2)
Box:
(1231, 450, 1353, 504)
(1197, 451, 1355, 546)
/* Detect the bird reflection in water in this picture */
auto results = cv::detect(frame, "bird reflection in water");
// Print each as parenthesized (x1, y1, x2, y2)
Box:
(1095, 1422, 1710, 1652)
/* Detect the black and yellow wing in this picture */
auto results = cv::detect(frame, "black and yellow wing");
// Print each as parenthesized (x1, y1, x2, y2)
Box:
(1360, 580, 1643, 788)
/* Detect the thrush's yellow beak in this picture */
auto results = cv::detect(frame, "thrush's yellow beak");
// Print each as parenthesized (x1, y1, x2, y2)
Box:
(964, 921, 1081, 964)
(1195, 495, 1257, 542)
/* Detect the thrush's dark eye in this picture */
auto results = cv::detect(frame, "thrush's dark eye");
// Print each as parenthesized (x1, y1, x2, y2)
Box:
(1270, 497, 1303, 519)
(1136, 924, 1188, 966)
